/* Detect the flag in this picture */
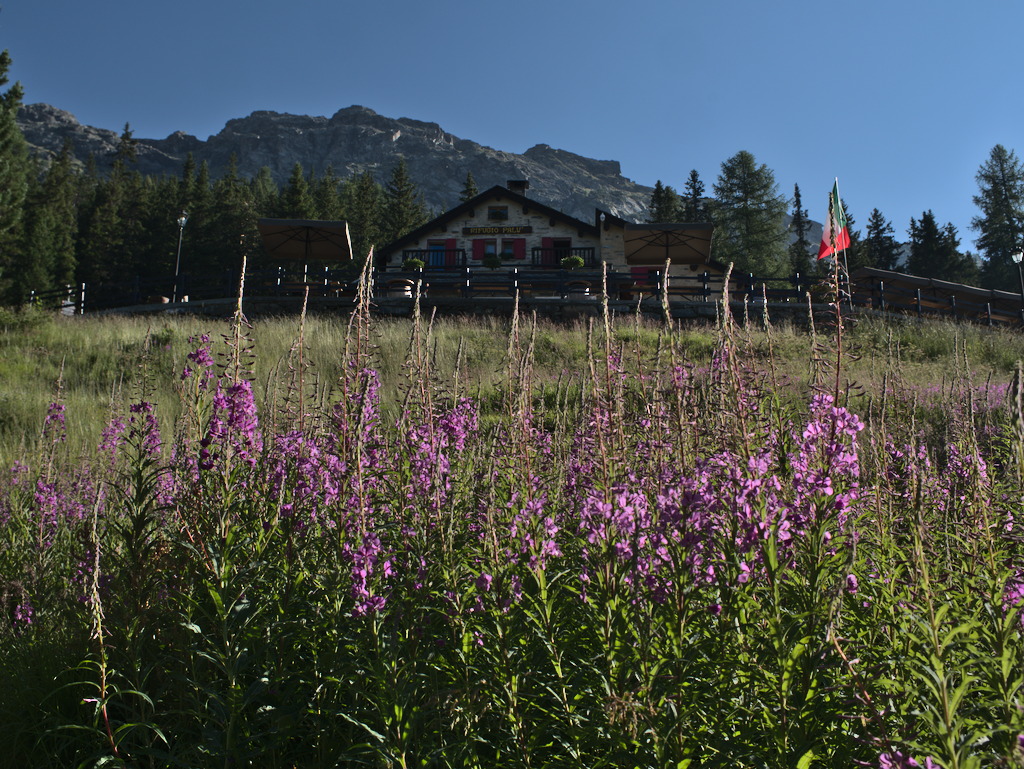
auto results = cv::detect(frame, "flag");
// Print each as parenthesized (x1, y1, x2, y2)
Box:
(818, 180, 851, 260)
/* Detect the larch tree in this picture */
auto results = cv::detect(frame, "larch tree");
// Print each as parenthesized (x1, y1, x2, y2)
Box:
(712, 150, 789, 276)
(971, 144, 1024, 290)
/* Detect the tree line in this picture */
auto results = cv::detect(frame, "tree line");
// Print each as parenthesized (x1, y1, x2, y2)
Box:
(2, 48, 1024, 304)
(646, 149, 1007, 288)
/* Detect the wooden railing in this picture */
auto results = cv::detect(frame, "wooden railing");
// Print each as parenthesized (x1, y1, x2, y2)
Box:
(33, 264, 1023, 328)
(529, 247, 597, 268)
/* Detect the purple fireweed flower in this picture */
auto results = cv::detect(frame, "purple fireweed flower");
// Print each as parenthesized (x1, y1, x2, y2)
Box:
(788, 393, 864, 532)
(182, 334, 216, 388)
(1003, 574, 1024, 628)
(510, 493, 561, 570)
(98, 417, 127, 465)
(42, 401, 66, 444)
(349, 530, 392, 616)
(128, 402, 162, 459)
(12, 599, 33, 629)
(846, 574, 859, 595)
(201, 379, 263, 471)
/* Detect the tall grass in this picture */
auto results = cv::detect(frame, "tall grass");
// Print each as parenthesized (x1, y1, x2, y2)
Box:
(0, 293, 1023, 767)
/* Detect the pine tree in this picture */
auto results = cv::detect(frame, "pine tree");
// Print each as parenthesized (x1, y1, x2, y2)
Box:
(647, 180, 681, 223)
(381, 157, 427, 244)
(788, 183, 814, 277)
(460, 171, 479, 203)
(862, 208, 902, 271)
(0, 50, 29, 300)
(712, 151, 789, 276)
(971, 144, 1024, 290)
(681, 170, 707, 222)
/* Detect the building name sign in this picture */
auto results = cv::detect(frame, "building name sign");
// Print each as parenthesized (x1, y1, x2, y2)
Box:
(463, 226, 533, 236)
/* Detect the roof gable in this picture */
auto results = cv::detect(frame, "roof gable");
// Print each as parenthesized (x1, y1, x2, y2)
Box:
(379, 185, 598, 255)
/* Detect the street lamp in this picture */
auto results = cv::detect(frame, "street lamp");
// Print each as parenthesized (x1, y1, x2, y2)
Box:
(172, 211, 188, 303)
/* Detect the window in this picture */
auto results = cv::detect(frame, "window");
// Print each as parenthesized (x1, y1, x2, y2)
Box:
(487, 206, 509, 221)
(483, 239, 498, 256)
(500, 240, 516, 258)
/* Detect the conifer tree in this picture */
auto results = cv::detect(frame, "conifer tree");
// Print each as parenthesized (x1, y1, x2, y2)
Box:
(712, 150, 789, 276)
(460, 171, 479, 203)
(907, 211, 977, 283)
(381, 157, 427, 244)
(208, 155, 258, 272)
(681, 170, 707, 222)
(971, 144, 1024, 290)
(862, 208, 902, 271)
(787, 183, 814, 277)
(0, 50, 29, 300)
(315, 165, 344, 220)
(342, 171, 384, 261)
(15, 141, 79, 299)
(647, 180, 681, 223)
(278, 163, 317, 220)
(250, 167, 279, 217)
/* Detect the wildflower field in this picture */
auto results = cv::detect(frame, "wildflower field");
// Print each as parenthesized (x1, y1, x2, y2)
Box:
(2, 284, 1024, 768)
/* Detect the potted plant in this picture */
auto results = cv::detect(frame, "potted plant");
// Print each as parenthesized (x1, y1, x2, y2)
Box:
(560, 255, 585, 271)
(402, 257, 425, 271)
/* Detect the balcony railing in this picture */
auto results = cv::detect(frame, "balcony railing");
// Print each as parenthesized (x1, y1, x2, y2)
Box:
(401, 249, 467, 268)
(530, 247, 597, 268)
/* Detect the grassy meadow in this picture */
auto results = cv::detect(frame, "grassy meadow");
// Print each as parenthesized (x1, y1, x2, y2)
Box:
(1, 291, 1023, 768)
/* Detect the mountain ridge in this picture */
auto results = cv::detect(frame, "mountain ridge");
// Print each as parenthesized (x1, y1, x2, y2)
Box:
(16, 103, 653, 222)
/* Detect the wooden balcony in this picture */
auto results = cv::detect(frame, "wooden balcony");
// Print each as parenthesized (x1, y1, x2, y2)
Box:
(401, 249, 467, 268)
(530, 247, 597, 268)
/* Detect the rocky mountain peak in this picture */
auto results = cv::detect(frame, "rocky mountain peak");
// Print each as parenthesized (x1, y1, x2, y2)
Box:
(17, 103, 655, 221)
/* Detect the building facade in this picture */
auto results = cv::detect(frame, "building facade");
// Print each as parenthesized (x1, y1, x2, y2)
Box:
(378, 181, 722, 284)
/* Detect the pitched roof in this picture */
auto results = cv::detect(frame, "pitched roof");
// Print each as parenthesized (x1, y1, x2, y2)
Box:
(378, 185, 599, 256)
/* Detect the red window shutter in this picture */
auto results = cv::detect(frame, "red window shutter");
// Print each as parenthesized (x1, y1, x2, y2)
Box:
(472, 239, 485, 260)
(446, 238, 457, 266)
(541, 237, 554, 266)
(513, 239, 526, 260)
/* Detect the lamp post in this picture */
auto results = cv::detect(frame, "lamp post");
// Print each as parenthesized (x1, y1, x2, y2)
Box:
(172, 211, 188, 303)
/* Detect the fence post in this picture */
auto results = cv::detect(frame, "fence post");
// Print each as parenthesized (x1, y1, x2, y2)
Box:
(986, 302, 992, 326)
(702, 272, 710, 302)
(916, 289, 922, 317)
(78, 283, 86, 315)
(949, 295, 957, 318)
(878, 281, 886, 312)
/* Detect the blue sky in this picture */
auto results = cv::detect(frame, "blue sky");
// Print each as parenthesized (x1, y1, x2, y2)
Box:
(4, 0, 1021, 249)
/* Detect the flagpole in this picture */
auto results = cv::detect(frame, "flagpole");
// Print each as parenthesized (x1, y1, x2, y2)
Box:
(830, 177, 853, 310)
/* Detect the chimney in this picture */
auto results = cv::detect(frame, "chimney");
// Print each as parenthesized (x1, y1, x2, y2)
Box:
(506, 179, 530, 195)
